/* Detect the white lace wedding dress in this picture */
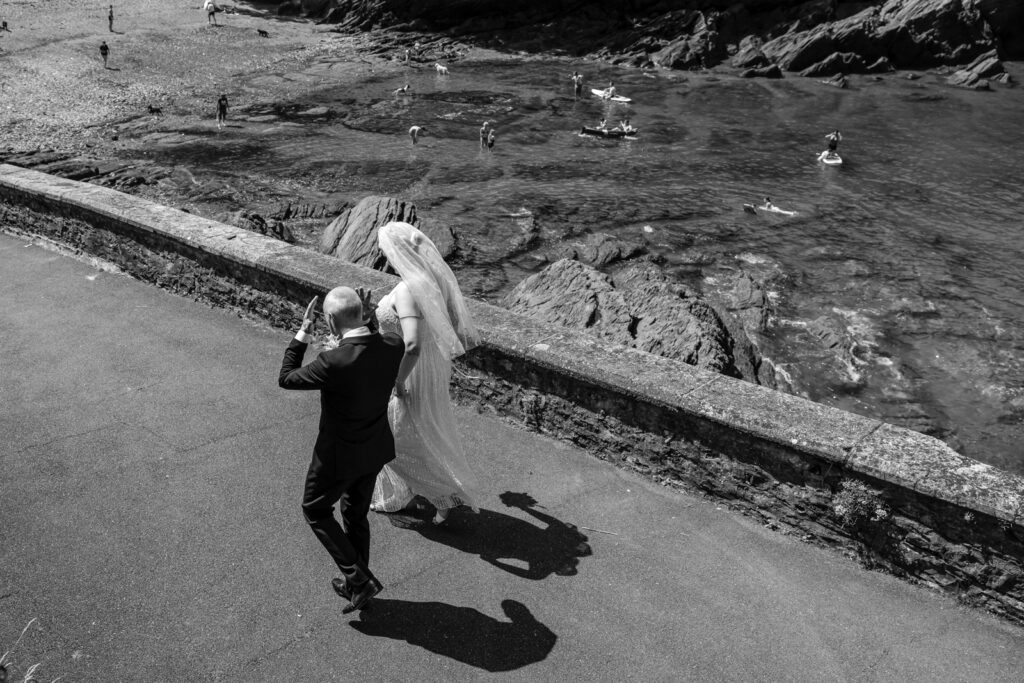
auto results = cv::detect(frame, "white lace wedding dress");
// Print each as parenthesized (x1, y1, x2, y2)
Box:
(370, 286, 478, 513)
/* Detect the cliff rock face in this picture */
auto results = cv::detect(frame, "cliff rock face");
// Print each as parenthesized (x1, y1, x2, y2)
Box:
(273, 0, 1023, 71)
(501, 258, 774, 385)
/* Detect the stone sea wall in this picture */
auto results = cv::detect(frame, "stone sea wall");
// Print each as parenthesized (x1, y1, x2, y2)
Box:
(2, 163, 1023, 624)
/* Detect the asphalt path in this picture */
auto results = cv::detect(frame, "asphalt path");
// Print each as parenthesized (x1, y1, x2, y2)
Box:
(2, 232, 1023, 682)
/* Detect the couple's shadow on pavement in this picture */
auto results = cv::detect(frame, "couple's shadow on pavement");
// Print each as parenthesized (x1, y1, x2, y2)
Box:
(353, 492, 590, 670)
(385, 491, 593, 579)
(350, 598, 556, 672)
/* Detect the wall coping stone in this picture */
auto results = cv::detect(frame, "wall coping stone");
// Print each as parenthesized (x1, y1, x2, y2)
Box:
(2, 163, 1022, 529)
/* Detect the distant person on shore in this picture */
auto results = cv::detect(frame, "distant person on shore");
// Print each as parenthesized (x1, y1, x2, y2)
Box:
(404, 48, 410, 63)
(204, 0, 218, 26)
(108, 5, 114, 32)
(825, 129, 841, 153)
(216, 94, 228, 128)
(479, 121, 490, 150)
(571, 71, 583, 98)
(99, 40, 109, 68)
(487, 128, 495, 151)
(409, 125, 424, 144)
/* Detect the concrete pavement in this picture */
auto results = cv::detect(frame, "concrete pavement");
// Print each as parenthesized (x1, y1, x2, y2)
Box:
(2, 231, 1024, 682)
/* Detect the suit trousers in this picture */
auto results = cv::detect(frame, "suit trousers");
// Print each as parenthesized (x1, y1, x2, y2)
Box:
(301, 462, 380, 589)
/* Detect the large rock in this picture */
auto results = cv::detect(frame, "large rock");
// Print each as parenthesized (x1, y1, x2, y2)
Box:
(501, 259, 773, 384)
(741, 64, 783, 79)
(732, 35, 769, 69)
(947, 49, 1003, 89)
(319, 195, 457, 268)
(799, 51, 867, 77)
(231, 211, 296, 243)
(553, 232, 644, 268)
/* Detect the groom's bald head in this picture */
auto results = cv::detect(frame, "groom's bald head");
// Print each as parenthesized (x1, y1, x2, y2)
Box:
(323, 286, 363, 333)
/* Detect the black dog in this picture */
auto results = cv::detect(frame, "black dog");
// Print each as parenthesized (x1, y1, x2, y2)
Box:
(147, 105, 163, 115)
(257, 29, 269, 38)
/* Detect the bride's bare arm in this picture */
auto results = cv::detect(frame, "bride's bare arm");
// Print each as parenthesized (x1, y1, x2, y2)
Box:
(393, 282, 421, 395)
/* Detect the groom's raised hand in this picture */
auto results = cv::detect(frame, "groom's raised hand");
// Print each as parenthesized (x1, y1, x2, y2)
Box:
(356, 287, 378, 332)
(300, 296, 318, 335)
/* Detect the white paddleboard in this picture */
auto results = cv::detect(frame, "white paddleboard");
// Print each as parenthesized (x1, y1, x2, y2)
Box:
(591, 88, 632, 103)
(819, 151, 843, 165)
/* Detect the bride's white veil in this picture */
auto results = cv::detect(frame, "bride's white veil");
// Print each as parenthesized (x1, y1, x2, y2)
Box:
(377, 221, 479, 360)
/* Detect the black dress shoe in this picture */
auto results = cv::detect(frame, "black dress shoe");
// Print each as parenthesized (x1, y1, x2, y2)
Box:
(331, 577, 351, 601)
(342, 577, 383, 614)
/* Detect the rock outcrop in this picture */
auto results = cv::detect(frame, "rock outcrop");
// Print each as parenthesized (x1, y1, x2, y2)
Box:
(946, 49, 1005, 90)
(319, 194, 456, 268)
(501, 258, 774, 385)
(231, 210, 296, 243)
(278, 0, 1022, 78)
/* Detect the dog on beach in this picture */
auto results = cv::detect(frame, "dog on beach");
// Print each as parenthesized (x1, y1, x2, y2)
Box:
(434, 63, 449, 76)
(257, 29, 269, 38)
(147, 104, 163, 115)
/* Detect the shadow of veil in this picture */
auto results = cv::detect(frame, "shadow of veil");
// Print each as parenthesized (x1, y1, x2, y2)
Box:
(350, 599, 556, 672)
(384, 492, 592, 580)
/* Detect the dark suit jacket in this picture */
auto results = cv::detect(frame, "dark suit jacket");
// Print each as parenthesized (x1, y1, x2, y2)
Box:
(279, 332, 405, 478)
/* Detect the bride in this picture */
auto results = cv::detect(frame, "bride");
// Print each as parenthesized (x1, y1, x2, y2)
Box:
(368, 221, 480, 524)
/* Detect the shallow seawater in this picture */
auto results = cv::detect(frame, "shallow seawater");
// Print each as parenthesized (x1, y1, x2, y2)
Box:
(141, 57, 1024, 473)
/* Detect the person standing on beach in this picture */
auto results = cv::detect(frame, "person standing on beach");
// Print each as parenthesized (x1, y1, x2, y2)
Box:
(571, 71, 583, 98)
(108, 5, 114, 32)
(409, 125, 424, 145)
(99, 40, 109, 68)
(216, 95, 228, 128)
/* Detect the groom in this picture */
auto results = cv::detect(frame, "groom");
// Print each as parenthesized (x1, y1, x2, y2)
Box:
(278, 286, 404, 613)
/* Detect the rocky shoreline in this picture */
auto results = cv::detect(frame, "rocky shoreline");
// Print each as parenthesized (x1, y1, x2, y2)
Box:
(271, 0, 1021, 88)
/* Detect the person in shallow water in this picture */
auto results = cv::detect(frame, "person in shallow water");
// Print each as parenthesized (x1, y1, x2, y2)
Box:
(479, 121, 490, 150)
(825, 129, 842, 153)
(487, 128, 495, 150)
(409, 125, 424, 144)
(571, 71, 583, 98)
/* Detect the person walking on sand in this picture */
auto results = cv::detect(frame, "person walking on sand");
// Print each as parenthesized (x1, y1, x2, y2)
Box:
(99, 40, 109, 68)
(571, 71, 583, 98)
(216, 94, 228, 128)
(409, 125, 424, 144)
(108, 5, 114, 32)
(204, 0, 218, 26)
(278, 287, 405, 614)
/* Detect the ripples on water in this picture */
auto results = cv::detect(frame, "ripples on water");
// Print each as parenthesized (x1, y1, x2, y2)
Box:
(150, 58, 1024, 472)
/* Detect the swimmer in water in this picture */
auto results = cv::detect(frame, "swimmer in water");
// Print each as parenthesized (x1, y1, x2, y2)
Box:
(409, 125, 424, 144)
(487, 128, 495, 150)
(393, 83, 410, 95)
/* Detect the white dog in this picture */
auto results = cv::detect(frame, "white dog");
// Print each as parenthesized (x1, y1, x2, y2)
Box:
(435, 63, 449, 76)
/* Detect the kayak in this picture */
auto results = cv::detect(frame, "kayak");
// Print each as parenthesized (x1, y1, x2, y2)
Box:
(743, 203, 796, 216)
(590, 88, 632, 103)
(818, 151, 843, 165)
(580, 126, 637, 138)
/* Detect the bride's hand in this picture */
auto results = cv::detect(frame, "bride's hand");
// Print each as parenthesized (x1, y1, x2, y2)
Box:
(393, 381, 408, 399)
